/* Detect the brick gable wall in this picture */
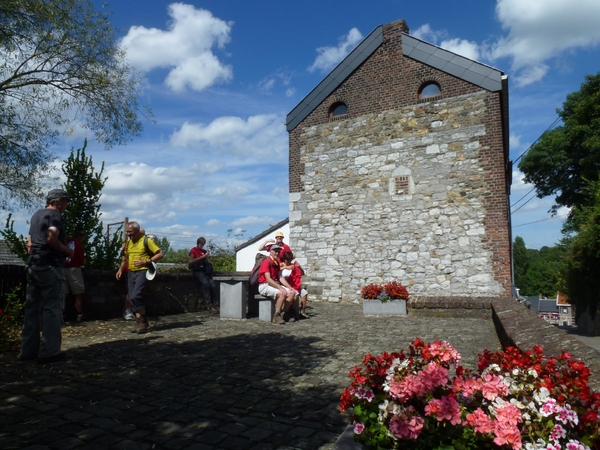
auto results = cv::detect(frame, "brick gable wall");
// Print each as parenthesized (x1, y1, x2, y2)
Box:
(288, 20, 511, 300)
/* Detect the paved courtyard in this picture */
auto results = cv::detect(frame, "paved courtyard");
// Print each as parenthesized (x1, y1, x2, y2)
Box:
(0, 302, 502, 450)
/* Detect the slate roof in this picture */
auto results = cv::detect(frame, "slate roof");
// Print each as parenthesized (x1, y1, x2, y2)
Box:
(526, 296, 559, 314)
(286, 21, 506, 132)
(234, 218, 289, 253)
(0, 240, 26, 266)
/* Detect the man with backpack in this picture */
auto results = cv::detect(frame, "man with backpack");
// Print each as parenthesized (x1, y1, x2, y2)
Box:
(257, 244, 296, 324)
(116, 221, 164, 333)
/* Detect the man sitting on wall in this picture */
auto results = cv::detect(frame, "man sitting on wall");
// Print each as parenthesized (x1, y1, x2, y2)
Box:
(257, 244, 296, 324)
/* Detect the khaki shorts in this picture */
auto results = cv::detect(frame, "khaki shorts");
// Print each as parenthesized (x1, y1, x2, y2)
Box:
(64, 267, 85, 295)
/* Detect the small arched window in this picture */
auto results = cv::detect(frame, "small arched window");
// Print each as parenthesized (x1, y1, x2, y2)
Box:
(419, 82, 441, 99)
(329, 102, 348, 118)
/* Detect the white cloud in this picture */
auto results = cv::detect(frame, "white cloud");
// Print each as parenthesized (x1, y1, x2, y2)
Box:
(308, 28, 363, 73)
(491, 0, 600, 86)
(206, 219, 222, 226)
(169, 114, 288, 159)
(412, 24, 481, 61)
(119, 3, 233, 92)
(230, 216, 278, 227)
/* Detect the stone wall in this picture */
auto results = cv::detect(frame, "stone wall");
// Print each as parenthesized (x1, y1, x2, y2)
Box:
(290, 92, 509, 302)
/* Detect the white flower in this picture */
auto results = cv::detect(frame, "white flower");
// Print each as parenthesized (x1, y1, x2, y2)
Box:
(534, 387, 550, 404)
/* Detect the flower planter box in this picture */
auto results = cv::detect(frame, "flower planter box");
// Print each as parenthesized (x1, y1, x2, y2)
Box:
(362, 299, 407, 315)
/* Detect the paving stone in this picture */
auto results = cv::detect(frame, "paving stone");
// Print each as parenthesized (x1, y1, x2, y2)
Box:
(0, 303, 504, 449)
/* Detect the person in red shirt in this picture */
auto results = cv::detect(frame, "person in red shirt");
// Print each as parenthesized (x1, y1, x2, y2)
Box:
(258, 231, 291, 262)
(189, 237, 218, 313)
(279, 251, 309, 319)
(64, 233, 86, 322)
(257, 244, 296, 324)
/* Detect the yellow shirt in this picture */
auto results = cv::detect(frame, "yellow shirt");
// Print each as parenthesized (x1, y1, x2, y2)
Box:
(125, 236, 160, 272)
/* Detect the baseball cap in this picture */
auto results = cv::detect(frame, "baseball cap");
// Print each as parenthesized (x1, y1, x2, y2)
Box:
(47, 189, 70, 202)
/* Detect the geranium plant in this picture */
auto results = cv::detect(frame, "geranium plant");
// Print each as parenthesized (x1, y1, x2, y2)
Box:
(340, 338, 600, 450)
(361, 280, 409, 303)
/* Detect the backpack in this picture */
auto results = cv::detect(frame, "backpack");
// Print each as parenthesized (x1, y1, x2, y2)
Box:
(249, 254, 267, 286)
(144, 234, 159, 256)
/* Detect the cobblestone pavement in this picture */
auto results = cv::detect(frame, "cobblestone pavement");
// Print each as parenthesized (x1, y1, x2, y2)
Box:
(0, 303, 501, 450)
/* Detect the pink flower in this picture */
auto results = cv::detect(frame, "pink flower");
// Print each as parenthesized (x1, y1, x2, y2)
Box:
(427, 341, 461, 367)
(556, 404, 579, 426)
(495, 402, 522, 427)
(464, 408, 494, 434)
(480, 373, 508, 401)
(389, 407, 424, 440)
(540, 398, 558, 417)
(452, 376, 482, 397)
(419, 362, 449, 392)
(493, 421, 522, 450)
(424, 395, 462, 425)
(550, 424, 567, 442)
(566, 440, 588, 450)
(353, 421, 365, 435)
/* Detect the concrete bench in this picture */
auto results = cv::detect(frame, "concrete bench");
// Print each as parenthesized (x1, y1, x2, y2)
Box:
(255, 294, 301, 322)
(255, 294, 276, 321)
(216, 276, 249, 319)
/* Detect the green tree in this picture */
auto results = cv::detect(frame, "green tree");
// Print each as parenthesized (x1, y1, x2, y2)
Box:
(61, 140, 121, 269)
(513, 236, 529, 293)
(518, 73, 600, 221)
(564, 181, 600, 320)
(0, 213, 27, 262)
(0, 0, 149, 210)
(156, 236, 170, 254)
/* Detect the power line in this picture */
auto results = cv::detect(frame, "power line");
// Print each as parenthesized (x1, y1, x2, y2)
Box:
(512, 116, 562, 165)
(510, 187, 536, 208)
(511, 191, 538, 214)
(512, 214, 568, 228)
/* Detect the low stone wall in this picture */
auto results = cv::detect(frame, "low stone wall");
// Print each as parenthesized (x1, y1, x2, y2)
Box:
(77, 270, 250, 320)
(490, 297, 600, 391)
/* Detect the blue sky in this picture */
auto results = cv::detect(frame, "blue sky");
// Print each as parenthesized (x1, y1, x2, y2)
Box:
(4, 0, 600, 251)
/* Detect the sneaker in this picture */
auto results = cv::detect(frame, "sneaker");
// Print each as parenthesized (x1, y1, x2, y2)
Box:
(124, 311, 135, 320)
(272, 312, 285, 325)
(76, 313, 84, 322)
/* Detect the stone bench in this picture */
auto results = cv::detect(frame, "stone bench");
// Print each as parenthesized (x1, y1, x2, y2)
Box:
(216, 275, 249, 319)
(256, 294, 301, 322)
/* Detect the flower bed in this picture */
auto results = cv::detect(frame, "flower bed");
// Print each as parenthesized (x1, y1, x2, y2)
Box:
(340, 338, 600, 449)
(361, 281, 409, 303)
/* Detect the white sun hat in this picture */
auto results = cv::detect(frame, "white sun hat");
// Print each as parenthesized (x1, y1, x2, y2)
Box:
(146, 262, 158, 280)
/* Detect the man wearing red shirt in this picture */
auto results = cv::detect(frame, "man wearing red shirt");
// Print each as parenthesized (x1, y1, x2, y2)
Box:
(64, 233, 86, 322)
(257, 244, 296, 324)
(258, 231, 291, 262)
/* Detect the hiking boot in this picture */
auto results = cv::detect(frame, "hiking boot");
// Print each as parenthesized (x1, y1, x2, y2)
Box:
(131, 316, 149, 333)
(288, 316, 296, 323)
(136, 315, 150, 334)
(272, 312, 285, 325)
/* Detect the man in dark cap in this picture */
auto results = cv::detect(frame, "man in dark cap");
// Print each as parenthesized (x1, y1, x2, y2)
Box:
(19, 189, 74, 363)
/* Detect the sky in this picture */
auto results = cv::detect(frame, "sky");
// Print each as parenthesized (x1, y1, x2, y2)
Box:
(3, 0, 600, 251)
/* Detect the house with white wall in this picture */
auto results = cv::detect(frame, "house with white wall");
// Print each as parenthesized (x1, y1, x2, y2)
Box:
(235, 218, 289, 271)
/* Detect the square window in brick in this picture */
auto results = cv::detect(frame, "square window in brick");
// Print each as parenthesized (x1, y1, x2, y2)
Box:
(395, 176, 409, 194)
